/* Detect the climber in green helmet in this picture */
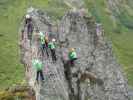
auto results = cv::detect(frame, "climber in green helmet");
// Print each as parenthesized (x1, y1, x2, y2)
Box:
(32, 59, 44, 82)
(39, 31, 49, 57)
(68, 48, 77, 66)
(48, 38, 57, 62)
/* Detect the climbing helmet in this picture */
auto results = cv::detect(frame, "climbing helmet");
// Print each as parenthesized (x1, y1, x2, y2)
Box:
(26, 14, 30, 19)
(52, 38, 56, 42)
(69, 48, 75, 52)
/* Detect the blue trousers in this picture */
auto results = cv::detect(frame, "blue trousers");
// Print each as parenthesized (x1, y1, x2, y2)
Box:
(41, 44, 49, 57)
(36, 70, 44, 81)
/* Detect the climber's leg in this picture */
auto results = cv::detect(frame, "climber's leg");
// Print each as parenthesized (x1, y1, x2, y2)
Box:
(70, 60, 74, 65)
(39, 70, 44, 81)
(53, 50, 57, 61)
(41, 44, 45, 56)
(45, 41, 48, 48)
(45, 44, 49, 57)
(70, 58, 77, 66)
(51, 49, 57, 62)
(42, 44, 45, 50)
(36, 71, 40, 82)
(45, 48, 49, 57)
(51, 49, 54, 61)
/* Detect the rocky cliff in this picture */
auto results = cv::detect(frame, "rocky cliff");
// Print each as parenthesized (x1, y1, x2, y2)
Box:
(20, 8, 131, 100)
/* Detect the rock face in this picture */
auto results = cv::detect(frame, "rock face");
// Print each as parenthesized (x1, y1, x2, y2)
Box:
(59, 11, 130, 100)
(20, 8, 130, 100)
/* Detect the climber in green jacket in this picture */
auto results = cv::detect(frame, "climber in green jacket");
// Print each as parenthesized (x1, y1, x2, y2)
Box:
(68, 48, 77, 66)
(32, 59, 44, 82)
(39, 31, 49, 57)
(48, 38, 57, 62)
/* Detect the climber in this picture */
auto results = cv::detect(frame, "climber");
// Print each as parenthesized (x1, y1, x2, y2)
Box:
(48, 38, 57, 62)
(68, 48, 77, 66)
(32, 59, 44, 82)
(24, 14, 34, 42)
(25, 14, 32, 25)
(40, 31, 49, 57)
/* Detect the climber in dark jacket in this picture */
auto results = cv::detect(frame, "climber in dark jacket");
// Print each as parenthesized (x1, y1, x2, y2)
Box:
(48, 38, 57, 62)
(25, 14, 34, 41)
(25, 14, 32, 25)
(68, 48, 77, 66)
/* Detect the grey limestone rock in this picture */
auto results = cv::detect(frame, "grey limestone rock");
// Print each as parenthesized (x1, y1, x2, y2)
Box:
(20, 8, 131, 100)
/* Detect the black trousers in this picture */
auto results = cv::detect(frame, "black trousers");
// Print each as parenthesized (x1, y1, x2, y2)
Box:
(42, 44, 49, 57)
(36, 70, 44, 81)
(25, 18, 32, 25)
(27, 23, 33, 40)
(50, 49, 57, 62)
(70, 58, 77, 66)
